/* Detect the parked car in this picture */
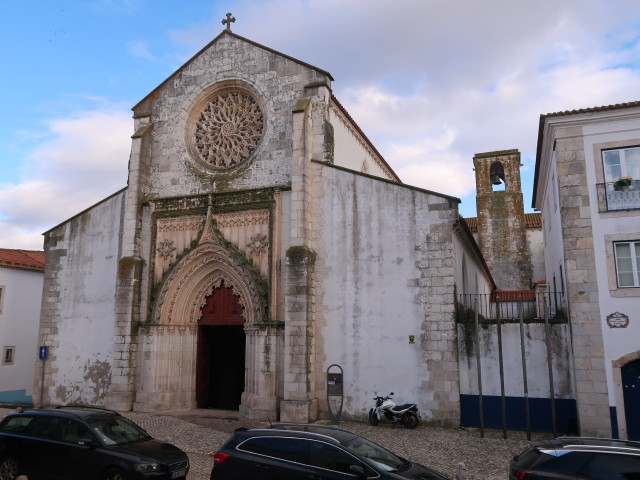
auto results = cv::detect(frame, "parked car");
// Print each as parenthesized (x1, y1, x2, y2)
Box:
(210, 423, 450, 479)
(510, 436, 640, 479)
(0, 406, 189, 480)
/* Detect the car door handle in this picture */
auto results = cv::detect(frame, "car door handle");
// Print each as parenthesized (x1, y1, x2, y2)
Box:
(255, 464, 269, 470)
(308, 476, 322, 480)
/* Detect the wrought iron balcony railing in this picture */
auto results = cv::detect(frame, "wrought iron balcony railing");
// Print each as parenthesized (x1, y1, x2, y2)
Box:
(596, 180, 640, 212)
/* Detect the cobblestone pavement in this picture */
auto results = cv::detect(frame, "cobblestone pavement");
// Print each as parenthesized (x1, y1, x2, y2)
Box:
(1, 407, 551, 480)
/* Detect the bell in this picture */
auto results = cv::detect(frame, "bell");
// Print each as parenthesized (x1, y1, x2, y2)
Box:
(491, 174, 502, 185)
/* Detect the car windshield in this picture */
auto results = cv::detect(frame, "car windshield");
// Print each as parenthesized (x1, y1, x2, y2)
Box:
(340, 434, 405, 472)
(86, 415, 151, 446)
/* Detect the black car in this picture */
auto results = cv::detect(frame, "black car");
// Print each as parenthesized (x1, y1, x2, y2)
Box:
(510, 436, 640, 479)
(0, 407, 189, 480)
(210, 423, 450, 479)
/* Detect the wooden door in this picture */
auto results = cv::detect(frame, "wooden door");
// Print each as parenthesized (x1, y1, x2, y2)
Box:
(196, 282, 246, 409)
(623, 359, 640, 440)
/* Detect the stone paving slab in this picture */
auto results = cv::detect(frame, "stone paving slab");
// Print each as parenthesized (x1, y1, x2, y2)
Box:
(1, 408, 551, 480)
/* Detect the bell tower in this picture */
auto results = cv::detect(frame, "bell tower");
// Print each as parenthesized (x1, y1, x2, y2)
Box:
(473, 149, 532, 290)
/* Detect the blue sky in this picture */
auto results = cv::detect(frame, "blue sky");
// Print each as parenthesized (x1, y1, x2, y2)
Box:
(1, 0, 640, 250)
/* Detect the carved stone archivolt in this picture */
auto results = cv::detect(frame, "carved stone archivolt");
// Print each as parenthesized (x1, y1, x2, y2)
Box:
(152, 208, 266, 330)
(188, 85, 265, 169)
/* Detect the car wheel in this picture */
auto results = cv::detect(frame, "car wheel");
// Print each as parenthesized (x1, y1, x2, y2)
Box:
(0, 456, 18, 480)
(102, 468, 127, 480)
(402, 412, 419, 429)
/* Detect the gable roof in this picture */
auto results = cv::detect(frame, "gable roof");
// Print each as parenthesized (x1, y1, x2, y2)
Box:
(133, 30, 334, 112)
(0, 249, 46, 272)
(532, 100, 640, 208)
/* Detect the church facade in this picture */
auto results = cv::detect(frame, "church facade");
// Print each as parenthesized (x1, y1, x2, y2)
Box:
(36, 27, 497, 424)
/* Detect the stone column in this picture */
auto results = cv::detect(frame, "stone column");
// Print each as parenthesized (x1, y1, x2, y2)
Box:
(280, 98, 318, 422)
(240, 325, 283, 420)
(106, 117, 152, 411)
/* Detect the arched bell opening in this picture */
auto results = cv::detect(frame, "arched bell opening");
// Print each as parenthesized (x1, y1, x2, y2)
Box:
(490, 161, 506, 191)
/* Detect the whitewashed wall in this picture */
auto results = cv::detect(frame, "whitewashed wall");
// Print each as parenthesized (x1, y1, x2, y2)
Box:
(330, 103, 396, 181)
(0, 267, 43, 403)
(314, 164, 459, 420)
(527, 228, 545, 284)
(581, 118, 640, 406)
(37, 191, 125, 406)
(454, 231, 493, 297)
(458, 323, 573, 398)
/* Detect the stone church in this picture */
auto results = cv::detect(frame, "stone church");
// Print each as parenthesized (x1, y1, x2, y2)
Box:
(34, 22, 544, 425)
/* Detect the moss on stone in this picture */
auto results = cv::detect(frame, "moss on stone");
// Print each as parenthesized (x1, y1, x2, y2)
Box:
(286, 245, 317, 265)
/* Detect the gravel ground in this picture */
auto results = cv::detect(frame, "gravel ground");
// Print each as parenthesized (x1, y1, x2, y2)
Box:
(1, 407, 551, 480)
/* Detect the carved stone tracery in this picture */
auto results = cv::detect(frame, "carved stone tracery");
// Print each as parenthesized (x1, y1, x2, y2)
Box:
(192, 88, 264, 169)
(157, 216, 204, 233)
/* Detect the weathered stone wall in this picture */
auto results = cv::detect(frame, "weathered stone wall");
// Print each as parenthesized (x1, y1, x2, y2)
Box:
(36, 190, 125, 406)
(132, 32, 332, 200)
(553, 125, 610, 436)
(312, 163, 460, 424)
(474, 150, 532, 290)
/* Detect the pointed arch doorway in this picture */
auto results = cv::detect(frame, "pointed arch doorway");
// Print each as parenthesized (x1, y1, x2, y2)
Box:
(196, 281, 246, 410)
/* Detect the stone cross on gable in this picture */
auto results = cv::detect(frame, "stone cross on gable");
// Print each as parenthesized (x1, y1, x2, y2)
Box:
(222, 12, 236, 31)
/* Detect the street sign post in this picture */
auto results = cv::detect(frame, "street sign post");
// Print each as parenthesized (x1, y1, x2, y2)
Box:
(39, 345, 48, 407)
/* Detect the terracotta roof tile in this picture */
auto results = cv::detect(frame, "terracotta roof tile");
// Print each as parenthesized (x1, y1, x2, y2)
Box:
(543, 100, 640, 118)
(492, 290, 536, 302)
(463, 213, 541, 232)
(0, 249, 46, 272)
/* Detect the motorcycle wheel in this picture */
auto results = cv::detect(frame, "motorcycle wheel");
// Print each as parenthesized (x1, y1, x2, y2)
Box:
(402, 412, 419, 429)
(368, 409, 379, 426)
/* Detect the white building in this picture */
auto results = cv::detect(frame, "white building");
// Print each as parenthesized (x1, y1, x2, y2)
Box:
(533, 101, 640, 439)
(0, 249, 45, 404)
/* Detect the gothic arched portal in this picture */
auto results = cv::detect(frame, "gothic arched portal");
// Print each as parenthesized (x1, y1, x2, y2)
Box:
(135, 219, 269, 413)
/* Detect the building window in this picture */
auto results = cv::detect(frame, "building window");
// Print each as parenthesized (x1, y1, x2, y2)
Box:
(0, 285, 4, 315)
(3, 346, 14, 365)
(614, 241, 640, 287)
(603, 146, 640, 183)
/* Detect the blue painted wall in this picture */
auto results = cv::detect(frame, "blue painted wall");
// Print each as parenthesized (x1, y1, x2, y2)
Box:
(460, 394, 578, 434)
(0, 390, 32, 405)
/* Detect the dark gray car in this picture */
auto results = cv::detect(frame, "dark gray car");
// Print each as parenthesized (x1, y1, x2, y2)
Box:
(510, 436, 640, 479)
(211, 423, 450, 479)
(0, 407, 189, 480)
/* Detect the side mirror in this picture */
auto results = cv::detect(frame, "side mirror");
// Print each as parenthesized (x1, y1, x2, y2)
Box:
(349, 465, 368, 479)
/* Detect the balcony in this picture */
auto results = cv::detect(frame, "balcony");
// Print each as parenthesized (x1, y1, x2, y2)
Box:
(597, 180, 640, 212)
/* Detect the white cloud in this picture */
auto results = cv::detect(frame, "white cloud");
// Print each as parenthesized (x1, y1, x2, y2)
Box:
(126, 39, 155, 60)
(4, 0, 640, 246)
(0, 109, 131, 249)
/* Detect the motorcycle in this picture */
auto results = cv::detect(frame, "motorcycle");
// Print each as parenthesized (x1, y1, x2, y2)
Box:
(368, 392, 421, 429)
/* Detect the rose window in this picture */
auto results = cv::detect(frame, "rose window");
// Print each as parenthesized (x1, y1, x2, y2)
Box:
(192, 90, 264, 168)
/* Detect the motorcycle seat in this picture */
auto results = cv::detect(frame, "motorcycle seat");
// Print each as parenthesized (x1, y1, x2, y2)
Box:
(393, 403, 415, 411)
